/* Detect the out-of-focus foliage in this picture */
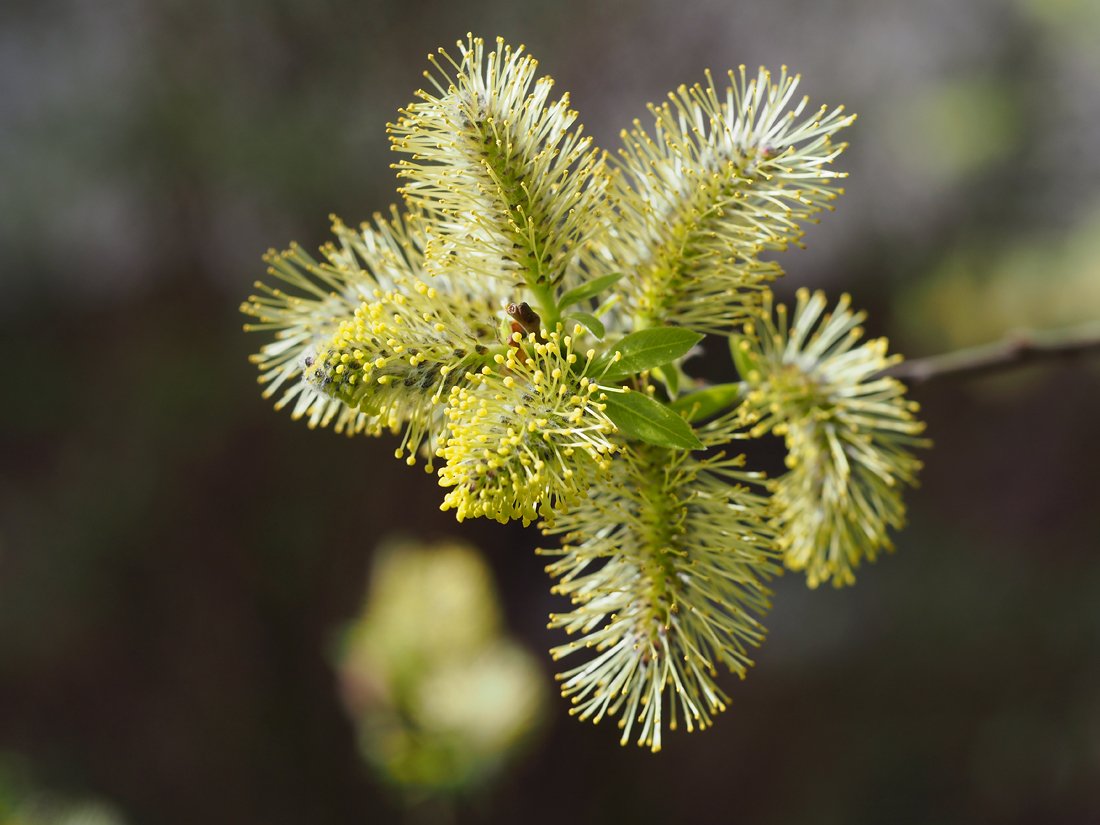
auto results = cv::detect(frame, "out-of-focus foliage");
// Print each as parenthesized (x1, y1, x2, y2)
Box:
(898, 201, 1100, 350)
(335, 540, 546, 796)
(0, 756, 126, 825)
(1016, 0, 1100, 57)
(887, 76, 1022, 182)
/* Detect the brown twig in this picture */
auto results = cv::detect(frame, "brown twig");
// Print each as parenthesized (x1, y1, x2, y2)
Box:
(886, 320, 1100, 384)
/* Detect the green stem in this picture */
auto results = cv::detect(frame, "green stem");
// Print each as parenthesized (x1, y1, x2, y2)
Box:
(529, 281, 560, 331)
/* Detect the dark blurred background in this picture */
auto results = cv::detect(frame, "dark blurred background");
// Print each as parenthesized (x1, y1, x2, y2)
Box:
(2, 0, 1099, 822)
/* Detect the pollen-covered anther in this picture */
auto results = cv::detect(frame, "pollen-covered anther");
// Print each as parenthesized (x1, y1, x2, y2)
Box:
(437, 325, 616, 526)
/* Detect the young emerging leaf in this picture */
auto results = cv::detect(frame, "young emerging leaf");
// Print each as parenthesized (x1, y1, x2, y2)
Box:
(651, 363, 680, 397)
(592, 327, 703, 382)
(565, 312, 606, 339)
(669, 382, 744, 423)
(730, 335, 762, 380)
(558, 272, 625, 310)
(600, 390, 704, 450)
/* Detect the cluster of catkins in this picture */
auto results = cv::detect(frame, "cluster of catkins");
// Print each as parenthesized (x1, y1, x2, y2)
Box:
(242, 35, 927, 751)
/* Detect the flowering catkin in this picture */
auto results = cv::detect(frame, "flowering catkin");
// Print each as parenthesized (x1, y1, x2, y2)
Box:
(735, 289, 928, 587)
(244, 34, 926, 750)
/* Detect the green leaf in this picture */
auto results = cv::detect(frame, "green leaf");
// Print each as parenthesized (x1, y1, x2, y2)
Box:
(652, 364, 680, 397)
(600, 390, 705, 450)
(730, 335, 761, 380)
(596, 327, 704, 382)
(669, 382, 743, 423)
(565, 312, 605, 339)
(558, 272, 624, 310)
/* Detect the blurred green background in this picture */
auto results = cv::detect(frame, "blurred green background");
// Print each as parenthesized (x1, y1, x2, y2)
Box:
(2, 0, 1099, 822)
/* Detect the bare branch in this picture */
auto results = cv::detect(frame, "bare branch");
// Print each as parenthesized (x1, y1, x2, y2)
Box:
(886, 320, 1100, 384)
